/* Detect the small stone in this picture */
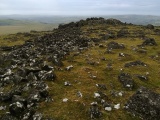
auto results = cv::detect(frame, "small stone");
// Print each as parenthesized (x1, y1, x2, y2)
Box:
(77, 91, 83, 97)
(5, 69, 12, 76)
(89, 103, 102, 119)
(126, 84, 131, 88)
(65, 65, 73, 71)
(94, 92, 101, 98)
(118, 92, 123, 97)
(105, 107, 112, 111)
(96, 84, 107, 90)
(63, 98, 68, 102)
(90, 102, 98, 106)
(0, 106, 6, 110)
(114, 103, 120, 109)
(32, 113, 43, 120)
(64, 81, 71, 86)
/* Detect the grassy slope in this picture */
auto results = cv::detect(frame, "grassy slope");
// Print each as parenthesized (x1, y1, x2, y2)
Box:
(0, 19, 58, 35)
(0, 22, 160, 120)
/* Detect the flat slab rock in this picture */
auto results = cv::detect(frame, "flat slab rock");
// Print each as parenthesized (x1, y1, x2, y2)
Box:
(125, 87, 160, 120)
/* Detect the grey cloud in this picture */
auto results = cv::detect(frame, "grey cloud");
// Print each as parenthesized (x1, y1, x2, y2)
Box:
(0, 0, 159, 15)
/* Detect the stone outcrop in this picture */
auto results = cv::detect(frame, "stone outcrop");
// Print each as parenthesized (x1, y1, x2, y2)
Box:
(125, 87, 160, 120)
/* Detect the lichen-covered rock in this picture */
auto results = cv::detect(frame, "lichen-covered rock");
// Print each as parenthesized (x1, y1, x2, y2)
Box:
(89, 103, 102, 119)
(124, 60, 147, 67)
(9, 101, 25, 117)
(125, 87, 160, 120)
(118, 73, 134, 89)
(117, 29, 130, 37)
(146, 24, 154, 29)
(0, 114, 18, 120)
(142, 38, 157, 46)
(107, 41, 125, 50)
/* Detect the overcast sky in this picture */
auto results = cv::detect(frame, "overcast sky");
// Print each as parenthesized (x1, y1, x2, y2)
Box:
(0, 0, 159, 15)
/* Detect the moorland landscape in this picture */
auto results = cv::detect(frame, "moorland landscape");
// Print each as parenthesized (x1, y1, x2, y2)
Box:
(0, 17, 160, 120)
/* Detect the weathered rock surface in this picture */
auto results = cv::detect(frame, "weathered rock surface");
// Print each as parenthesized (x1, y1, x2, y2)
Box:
(117, 29, 130, 38)
(124, 60, 147, 67)
(118, 73, 134, 89)
(89, 102, 102, 119)
(125, 87, 160, 120)
(107, 41, 125, 50)
(146, 24, 154, 29)
(142, 38, 157, 46)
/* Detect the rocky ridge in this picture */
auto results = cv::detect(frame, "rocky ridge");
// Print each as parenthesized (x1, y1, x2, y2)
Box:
(0, 17, 160, 120)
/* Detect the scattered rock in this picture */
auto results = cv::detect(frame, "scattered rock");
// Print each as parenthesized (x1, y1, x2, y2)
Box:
(100, 57, 107, 61)
(41, 71, 56, 81)
(124, 60, 147, 67)
(103, 102, 112, 111)
(96, 84, 107, 90)
(142, 38, 157, 46)
(90, 102, 98, 106)
(89, 103, 102, 119)
(63, 98, 68, 102)
(107, 41, 125, 50)
(0, 114, 18, 120)
(119, 53, 130, 57)
(114, 103, 120, 110)
(65, 65, 73, 71)
(41, 64, 53, 71)
(32, 112, 43, 120)
(0, 106, 6, 111)
(94, 92, 101, 98)
(118, 73, 134, 89)
(104, 106, 112, 111)
(135, 74, 148, 81)
(136, 49, 147, 54)
(77, 91, 83, 98)
(94, 91, 107, 100)
(110, 90, 124, 97)
(0, 46, 14, 51)
(12, 95, 26, 104)
(9, 101, 25, 117)
(99, 44, 105, 48)
(146, 24, 154, 29)
(64, 81, 71, 86)
(117, 29, 130, 37)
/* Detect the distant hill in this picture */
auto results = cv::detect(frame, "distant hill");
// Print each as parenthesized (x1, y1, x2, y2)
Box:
(0, 15, 160, 26)
(0, 19, 36, 26)
(0, 15, 160, 35)
(0, 18, 58, 35)
(103, 15, 160, 26)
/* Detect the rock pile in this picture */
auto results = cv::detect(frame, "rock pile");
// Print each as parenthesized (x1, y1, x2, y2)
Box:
(0, 21, 90, 119)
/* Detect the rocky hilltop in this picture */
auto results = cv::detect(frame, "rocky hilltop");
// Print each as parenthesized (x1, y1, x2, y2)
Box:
(0, 17, 160, 120)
